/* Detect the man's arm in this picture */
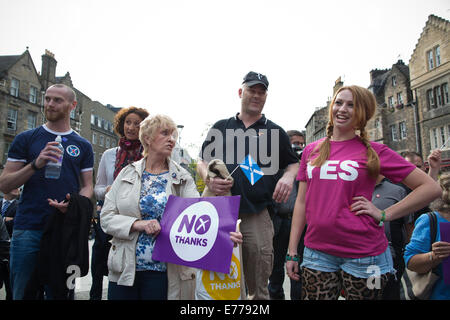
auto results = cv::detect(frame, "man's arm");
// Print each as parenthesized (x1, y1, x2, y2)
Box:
(0, 141, 61, 194)
(272, 162, 299, 203)
(79, 170, 94, 199)
(48, 170, 94, 213)
(0, 161, 33, 194)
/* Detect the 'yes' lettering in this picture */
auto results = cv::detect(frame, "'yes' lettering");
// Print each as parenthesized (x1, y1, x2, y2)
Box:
(307, 160, 359, 181)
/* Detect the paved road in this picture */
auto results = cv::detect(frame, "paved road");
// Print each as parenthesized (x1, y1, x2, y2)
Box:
(1, 239, 292, 300)
(0, 239, 108, 300)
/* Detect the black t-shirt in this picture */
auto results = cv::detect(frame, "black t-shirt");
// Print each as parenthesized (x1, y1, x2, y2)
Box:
(200, 113, 298, 214)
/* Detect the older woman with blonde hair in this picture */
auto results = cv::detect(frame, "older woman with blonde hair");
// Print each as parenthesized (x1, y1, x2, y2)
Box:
(100, 114, 199, 300)
(286, 85, 441, 300)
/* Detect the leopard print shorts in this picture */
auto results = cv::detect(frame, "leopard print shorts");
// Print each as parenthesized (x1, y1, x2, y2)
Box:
(301, 267, 389, 300)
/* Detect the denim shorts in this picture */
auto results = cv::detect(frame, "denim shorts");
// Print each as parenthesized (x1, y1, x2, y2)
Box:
(301, 246, 395, 279)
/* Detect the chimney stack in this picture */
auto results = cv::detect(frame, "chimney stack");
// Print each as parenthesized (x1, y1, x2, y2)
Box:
(333, 76, 344, 96)
(41, 49, 57, 88)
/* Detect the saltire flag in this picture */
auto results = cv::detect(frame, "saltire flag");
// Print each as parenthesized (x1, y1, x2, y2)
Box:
(239, 154, 264, 185)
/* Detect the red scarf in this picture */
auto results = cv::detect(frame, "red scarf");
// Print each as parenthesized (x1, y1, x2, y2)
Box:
(113, 137, 143, 179)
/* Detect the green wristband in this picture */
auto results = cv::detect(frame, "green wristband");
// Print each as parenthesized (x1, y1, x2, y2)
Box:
(286, 254, 299, 262)
(378, 210, 386, 227)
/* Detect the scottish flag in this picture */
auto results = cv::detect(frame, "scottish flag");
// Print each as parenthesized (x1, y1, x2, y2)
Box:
(239, 155, 264, 185)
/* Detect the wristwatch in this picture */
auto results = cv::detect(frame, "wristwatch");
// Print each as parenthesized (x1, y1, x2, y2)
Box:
(30, 159, 40, 171)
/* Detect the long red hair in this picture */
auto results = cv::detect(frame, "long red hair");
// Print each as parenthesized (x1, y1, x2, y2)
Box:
(309, 85, 380, 179)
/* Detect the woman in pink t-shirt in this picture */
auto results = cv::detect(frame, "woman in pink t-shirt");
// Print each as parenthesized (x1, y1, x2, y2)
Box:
(286, 86, 442, 300)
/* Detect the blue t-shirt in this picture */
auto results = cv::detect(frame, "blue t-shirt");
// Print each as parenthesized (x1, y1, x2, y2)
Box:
(404, 211, 450, 300)
(7, 125, 94, 230)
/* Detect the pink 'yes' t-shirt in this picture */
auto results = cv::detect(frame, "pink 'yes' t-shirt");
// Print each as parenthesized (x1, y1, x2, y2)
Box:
(297, 136, 416, 258)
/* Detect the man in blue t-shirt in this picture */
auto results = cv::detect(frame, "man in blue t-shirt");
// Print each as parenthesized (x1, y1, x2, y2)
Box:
(0, 84, 94, 300)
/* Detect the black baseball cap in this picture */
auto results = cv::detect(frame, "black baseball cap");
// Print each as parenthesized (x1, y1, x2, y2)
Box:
(242, 71, 269, 90)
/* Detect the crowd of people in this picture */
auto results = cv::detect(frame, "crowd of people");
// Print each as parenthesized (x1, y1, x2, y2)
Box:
(0, 71, 449, 300)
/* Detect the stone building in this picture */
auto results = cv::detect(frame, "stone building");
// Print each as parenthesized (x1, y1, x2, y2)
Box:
(0, 49, 44, 165)
(367, 60, 417, 155)
(0, 49, 119, 175)
(304, 15, 449, 172)
(304, 77, 343, 144)
(409, 14, 450, 170)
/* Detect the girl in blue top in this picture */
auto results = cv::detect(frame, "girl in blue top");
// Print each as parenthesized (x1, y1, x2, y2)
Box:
(404, 172, 450, 300)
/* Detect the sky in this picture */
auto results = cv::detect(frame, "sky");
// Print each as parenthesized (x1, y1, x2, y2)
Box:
(1, 0, 449, 157)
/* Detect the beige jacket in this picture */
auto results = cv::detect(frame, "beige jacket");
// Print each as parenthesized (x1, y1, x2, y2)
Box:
(100, 157, 199, 292)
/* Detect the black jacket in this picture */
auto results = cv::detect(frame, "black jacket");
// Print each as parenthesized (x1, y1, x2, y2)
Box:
(25, 193, 93, 299)
(1, 199, 17, 237)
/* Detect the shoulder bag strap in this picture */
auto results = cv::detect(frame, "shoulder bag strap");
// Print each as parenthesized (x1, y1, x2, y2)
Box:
(427, 211, 438, 273)
(428, 212, 437, 245)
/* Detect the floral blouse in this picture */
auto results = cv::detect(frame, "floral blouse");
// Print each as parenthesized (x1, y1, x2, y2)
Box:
(135, 171, 169, 272)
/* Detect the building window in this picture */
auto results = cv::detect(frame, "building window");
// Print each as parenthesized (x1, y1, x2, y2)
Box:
(399, 121, 407, 140)
(427, 89, 435, 109)
(435, 86, 443, 106)
(388, 96, 394, 107)
(91, 114, 96, 125)
(431, 128, 438, 149)
(27, 111, 37, 130)
(7, 109, 18, 132)
(3, 142, 11, 164)
(29, 86, 38, 103)
(427, 50, 434, 70)
(92, 132, 97, 145)
(397, 92, 403, 105)
(447, 125, 450, 150)
(443, 83, 449, 104)
(392, 76, 397, 87)
(10, 78, 19, 97)
(390, 124, 398, 142)
(374, 118, 380, 128)
(70, 108, 76, 119)
(435, 46, 441, 67)
(440, 126, 446, 147)
(106, 137, 110, 149)
(99, 135, 104, 147)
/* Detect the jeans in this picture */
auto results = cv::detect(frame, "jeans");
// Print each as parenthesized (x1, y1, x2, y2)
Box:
(9, 229, 43, 300)
(108, 270, 168, 300)
(301, 246, 395, 279)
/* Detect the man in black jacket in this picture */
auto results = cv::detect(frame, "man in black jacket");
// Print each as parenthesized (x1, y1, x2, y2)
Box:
(24, 193, 93, 299)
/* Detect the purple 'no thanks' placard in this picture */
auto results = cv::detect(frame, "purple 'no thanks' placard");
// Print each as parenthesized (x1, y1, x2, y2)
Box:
(153, 195, 240, 274)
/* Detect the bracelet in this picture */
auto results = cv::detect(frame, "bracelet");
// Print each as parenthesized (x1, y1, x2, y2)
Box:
(30, 159, 40, 171)
(378, 210, 386, 227)
(286, 254, 299, 262)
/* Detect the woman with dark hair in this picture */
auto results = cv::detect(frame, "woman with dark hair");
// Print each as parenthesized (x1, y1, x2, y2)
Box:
(91, 106, 148, 300)
(286, 85, 441, 300)
(95, 106, 149, 199)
